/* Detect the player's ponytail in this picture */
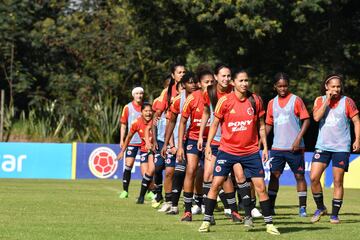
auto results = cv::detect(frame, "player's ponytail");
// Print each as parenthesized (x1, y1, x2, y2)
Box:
(167, 63, 185, 108)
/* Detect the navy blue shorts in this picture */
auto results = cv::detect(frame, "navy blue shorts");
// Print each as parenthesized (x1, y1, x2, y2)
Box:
(185, 139, 204, 168)
(139, 151, 153, 164)
(125, 146, 140, 158)
(154, 141, 176, 168)
(211, 144, 220, 157)
(312, 149, 350, 172)
(270, 150, 305, 174)
(213, 151, 265, 178)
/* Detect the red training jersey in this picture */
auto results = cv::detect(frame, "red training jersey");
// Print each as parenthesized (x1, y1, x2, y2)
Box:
(154, 84, 178, 114)
(266, 93, 310, 125)
(313, 96, 359, 118)
(214, 92, 265, 156)
(130, 116, 153, 152)
(120, 101, 142, 124)
(203, 85, 233, 107)
(182, 90, 209, 140)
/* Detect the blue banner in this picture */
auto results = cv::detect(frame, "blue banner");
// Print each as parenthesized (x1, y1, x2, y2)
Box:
(0, 143, 72, 179)
(325, 154, 360, 188)
(75, 143, 143, 180)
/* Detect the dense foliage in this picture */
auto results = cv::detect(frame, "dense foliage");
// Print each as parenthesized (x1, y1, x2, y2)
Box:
(0, 0, 359, 144)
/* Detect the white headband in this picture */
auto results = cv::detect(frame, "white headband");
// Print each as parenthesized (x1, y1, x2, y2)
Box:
(132, 87, 144, 97)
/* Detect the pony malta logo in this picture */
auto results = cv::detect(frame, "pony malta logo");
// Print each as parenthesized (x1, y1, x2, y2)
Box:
(88, 147, 118, 179)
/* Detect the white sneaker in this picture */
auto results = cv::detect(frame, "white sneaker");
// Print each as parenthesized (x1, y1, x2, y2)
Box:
(158, 202, 171, 212)
(201, 205, 205, 214)
(224, 208, 232, 218)
(192, 205, 202, 214)
(251, 208, 263, 218)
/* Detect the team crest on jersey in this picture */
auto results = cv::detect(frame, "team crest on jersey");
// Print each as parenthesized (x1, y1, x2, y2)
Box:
(247, 107, 254, 116)
(166, 158, 171, 164)
(127, 150, 132, 155)
(314, 153, 320, 159)
(196, 108, 200, 112)
(140, 155, 146, 161)
(230, 109, 236, 114)
(215, 166, 222, 173)
(187, 145, 193, 150)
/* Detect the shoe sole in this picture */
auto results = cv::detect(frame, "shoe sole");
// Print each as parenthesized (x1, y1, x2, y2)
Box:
(311, 210, 327, 223)
(267, 230, 280, 235)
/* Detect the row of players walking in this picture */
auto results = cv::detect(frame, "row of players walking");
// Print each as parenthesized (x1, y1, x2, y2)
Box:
(116, 63, 360, 235)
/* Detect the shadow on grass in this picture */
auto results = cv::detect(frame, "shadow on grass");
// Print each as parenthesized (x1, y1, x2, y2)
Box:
(249, 226, 330, 234)
(341, 212, 360, 216)
(274, 205, 298, 209)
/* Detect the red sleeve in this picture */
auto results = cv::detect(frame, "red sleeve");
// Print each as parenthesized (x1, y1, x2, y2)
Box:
(155, 89, 168, 113)
(214, 96, 228, 120)
(170, 97, 181, 115)
(203, 91, 210, 106)
(313, 97, 323, 112)
(256, 95, 265, 118)
(182, 95, 195, 119)
(152, 99, 159, 111)
(130, 120, 139, 134)
(265, 100, 274, 125)
(294, 97, 310, 120)
(345, 97, 359, 118)
(120, 105, 129, 124)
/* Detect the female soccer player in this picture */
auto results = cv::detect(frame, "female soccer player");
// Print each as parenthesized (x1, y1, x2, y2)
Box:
(117, 103, 155, 204)
(176, 65, 214, 221)
(198, 69, 280, 235)
(310, 74, 359, 224)
(160, 72, 198, 214)
(119, 86, 144, 199)
(197, 64, 244, 221)
(151, 76, 171, 208)
(152, 64, 186, 212)
(265, 72, 310, 217)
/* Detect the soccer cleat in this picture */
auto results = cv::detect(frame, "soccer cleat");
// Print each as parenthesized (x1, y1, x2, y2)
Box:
(166, 206, 179, 215)
(243, 216, 254, 228)
(180, 212, 192, 222)
(158, 202, 172, 212)
(119, 191, 128, 199)
(299, 206, 307, 217)
(191, 205, 202, 215)
(136, 196, 144, 204)
(145, 191, 156, 201)
(311, 208, 327, 223)
(224, 208, 232, 218)
(231, 211, 243, 224)
(330, 215, 340, 224)
(251, 207, 263, 218)
(198, 221, 211, 233)
(152, 199, 163, 209)
(266, 224, 280, 235)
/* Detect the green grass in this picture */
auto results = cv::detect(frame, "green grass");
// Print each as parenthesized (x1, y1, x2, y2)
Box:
(0, 179, 359, 240)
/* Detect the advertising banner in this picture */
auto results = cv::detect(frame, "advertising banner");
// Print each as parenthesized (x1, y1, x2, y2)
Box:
(325, 154, 360, 188)
(0, 142, 72, 179)
(75, 143, 143, 180)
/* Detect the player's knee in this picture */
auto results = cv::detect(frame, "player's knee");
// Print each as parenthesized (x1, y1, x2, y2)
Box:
(295, 173, 305, 181)
(270, 171, 281, 179)
(333, 178, 343, 188)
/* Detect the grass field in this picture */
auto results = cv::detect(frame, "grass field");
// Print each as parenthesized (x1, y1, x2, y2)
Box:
(0, 179, 359, 240)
